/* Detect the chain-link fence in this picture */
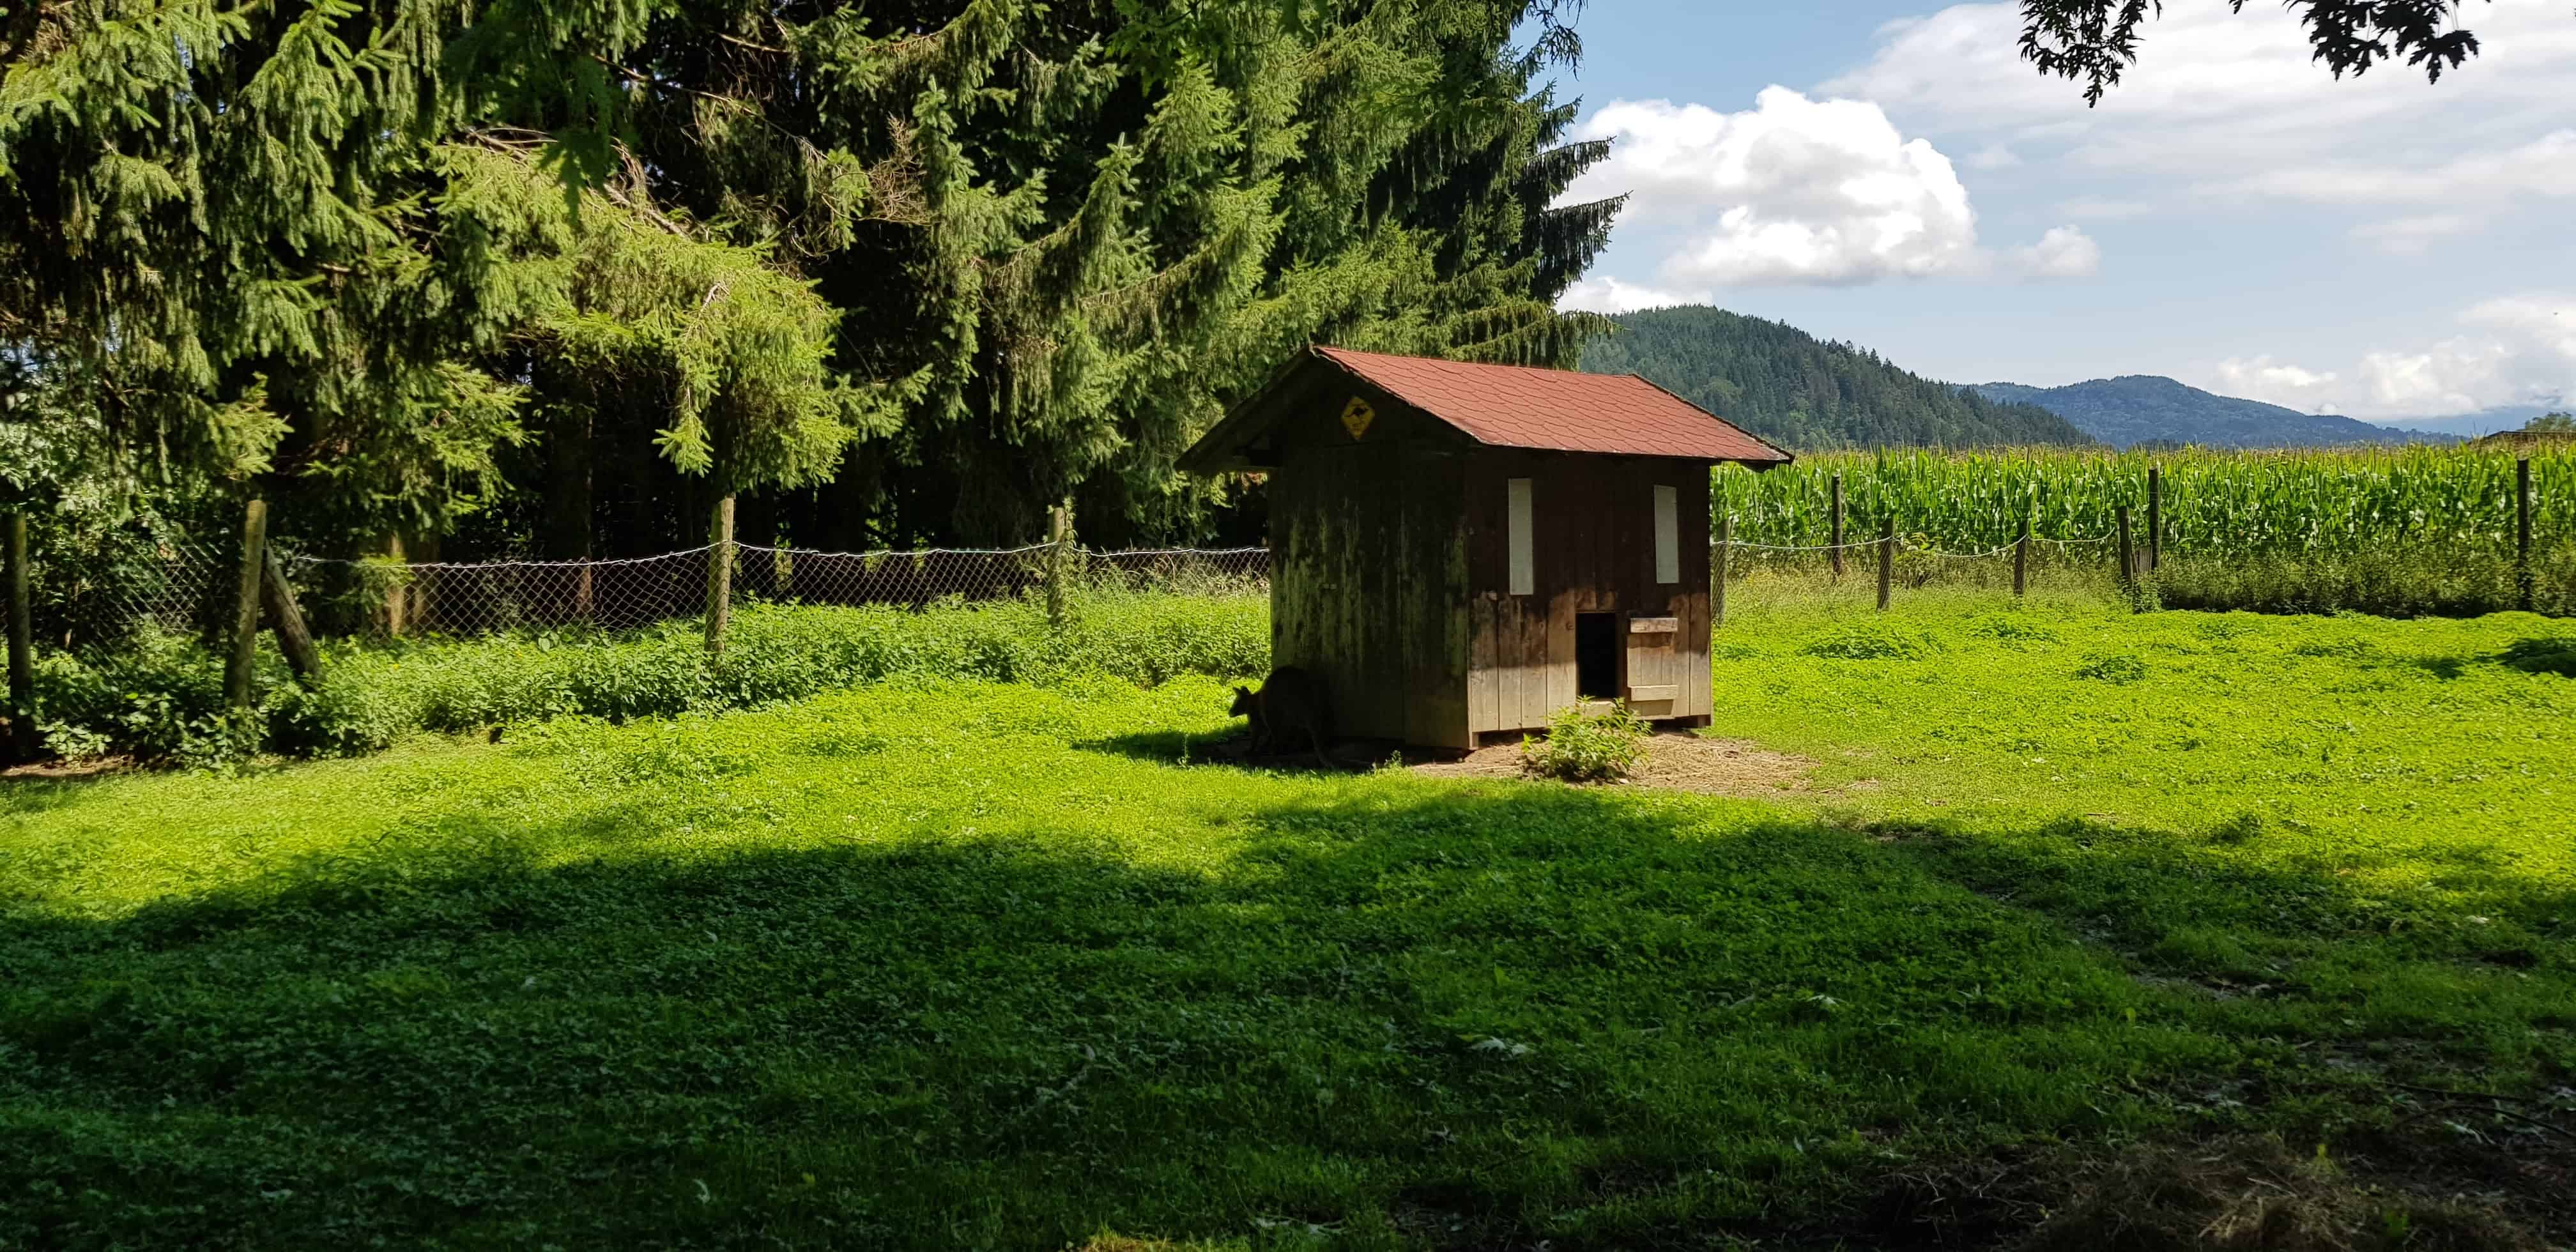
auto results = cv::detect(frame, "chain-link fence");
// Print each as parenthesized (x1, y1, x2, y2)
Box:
(41, 536, 234, 646)
(63, 540, 1271, 644)
(49, 511, 2557, 650)
(47, 523, 2147, 647)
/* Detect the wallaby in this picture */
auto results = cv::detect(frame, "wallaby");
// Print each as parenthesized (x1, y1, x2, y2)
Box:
(1229, 666, 1334, 767)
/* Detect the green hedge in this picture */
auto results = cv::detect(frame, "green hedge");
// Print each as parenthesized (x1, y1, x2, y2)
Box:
(2151, 544, 2575, 618)
(34, 592, 1269, 767)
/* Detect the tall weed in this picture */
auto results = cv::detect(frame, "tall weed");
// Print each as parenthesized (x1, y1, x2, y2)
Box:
(33, 590, 1268, 765)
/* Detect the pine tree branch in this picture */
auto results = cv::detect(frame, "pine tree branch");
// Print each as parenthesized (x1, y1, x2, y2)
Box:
(587, 52, 743, 111)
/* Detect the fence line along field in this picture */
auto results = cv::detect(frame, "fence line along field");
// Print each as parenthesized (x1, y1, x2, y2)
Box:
(1721, 447, 2570, 558)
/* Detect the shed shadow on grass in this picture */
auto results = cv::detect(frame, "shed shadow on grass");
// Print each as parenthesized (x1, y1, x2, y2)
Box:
(3, 782, 2570, 1249)
(1075, 726, 1406, 772)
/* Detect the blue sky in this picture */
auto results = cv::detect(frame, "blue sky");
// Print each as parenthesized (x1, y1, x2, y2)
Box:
(1545, 1, 2575, 423)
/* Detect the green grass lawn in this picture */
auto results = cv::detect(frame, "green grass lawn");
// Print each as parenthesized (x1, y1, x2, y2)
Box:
(5, 587, 2573, 1249)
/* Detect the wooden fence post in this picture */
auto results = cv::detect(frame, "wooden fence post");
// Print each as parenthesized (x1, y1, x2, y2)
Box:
(260, 546, 322, 680)
(2013, 516, 2029, 599)
(1830, 472, 1845, 580)
(381, 532, 408, 637)
(2147, 464, 2161, 572)
(2518, 456, 2533, 613)
(705, 493, 735, 655)
(224, 498, 268, 723)
(6, 512, 34, 760)
(2116, 505, 2134, 590)
(1876, 518, 1893, 612)
(1045, 503, 1073, 630)
(1713, 514, 1730, 629)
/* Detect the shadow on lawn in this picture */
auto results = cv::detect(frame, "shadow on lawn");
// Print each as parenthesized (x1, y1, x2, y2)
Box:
(4, 782, 2570, 1249)
(1077, 726, 1430, 772)
(2411, 636, 2576, 680)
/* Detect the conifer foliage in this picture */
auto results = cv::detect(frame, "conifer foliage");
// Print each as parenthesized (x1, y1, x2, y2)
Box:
(0, 0, 1621, 557)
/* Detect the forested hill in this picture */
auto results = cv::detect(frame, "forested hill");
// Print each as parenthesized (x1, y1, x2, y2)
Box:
(1974, 377, 2453, 448)
(1577, 307, 2092, 450)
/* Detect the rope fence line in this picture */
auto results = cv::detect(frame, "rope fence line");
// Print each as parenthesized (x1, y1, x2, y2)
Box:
(1721, 532, 2110, 560)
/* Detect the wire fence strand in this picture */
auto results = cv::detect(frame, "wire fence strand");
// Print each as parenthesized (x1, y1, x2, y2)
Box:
(259, 543, 1266, 640)
(49, 524, 2166, 648)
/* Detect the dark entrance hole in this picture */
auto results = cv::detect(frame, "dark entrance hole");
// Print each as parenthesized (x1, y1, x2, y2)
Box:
(1575, 612, 1619, 700)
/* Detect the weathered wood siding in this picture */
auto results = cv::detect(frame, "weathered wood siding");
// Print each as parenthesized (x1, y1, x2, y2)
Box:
(1268, 379, 1473, 749)
(1462, 451, 1712, 734)
(1258, 361, 1716, 748)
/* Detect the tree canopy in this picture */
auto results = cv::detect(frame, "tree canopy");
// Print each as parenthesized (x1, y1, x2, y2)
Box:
(0, 0, 1620, 557)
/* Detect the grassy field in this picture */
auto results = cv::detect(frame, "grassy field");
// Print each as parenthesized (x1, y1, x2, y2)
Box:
(5, 586, 2574, 1248)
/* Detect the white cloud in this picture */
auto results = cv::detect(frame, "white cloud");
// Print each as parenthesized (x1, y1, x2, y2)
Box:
(2202, 295, 2576, 418)
(2348, 213, 2479, 256)
(2011, 225, 2100, 279)
(2212, 355, 2342, 408)
(2354, 294, 2576, 415)
(2056, 197, 2152, 220)
(1824, 2, 2576, 221)
(1964, 143, 2020, 170)
(2230, 130, 2576, 205)
(1556, 276, 1710, 315)
(1561, 88, 2094, 289)
(1563, 90, 1979, 286)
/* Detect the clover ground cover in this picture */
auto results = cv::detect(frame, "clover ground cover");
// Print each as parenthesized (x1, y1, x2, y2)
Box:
(4, 595, 2571, 1248)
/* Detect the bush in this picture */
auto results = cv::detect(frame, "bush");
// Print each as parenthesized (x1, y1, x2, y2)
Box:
(2154, 544, 2575, 618)
(25, 591, 1271, 767)
(1521, 701, 1650, 782)
(2074, 652, 2147, 684)
(34, 627, 252, 768)
(1801, 622, 1941, 660)
(1967, 613, 2060, 646)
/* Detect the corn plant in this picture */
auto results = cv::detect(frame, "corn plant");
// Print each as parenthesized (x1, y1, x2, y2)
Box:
(1715, 446, 2572, 561)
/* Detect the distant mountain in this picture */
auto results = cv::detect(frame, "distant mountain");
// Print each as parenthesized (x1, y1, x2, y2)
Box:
(1972, 376, 2458, 448)
(2354, 404, 2558, 441)
(1580, 307, 2092, 451)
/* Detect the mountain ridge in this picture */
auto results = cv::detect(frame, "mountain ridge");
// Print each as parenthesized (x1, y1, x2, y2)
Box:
(1972, 376, 2458, 448)
(1577, 307, 2092, 450)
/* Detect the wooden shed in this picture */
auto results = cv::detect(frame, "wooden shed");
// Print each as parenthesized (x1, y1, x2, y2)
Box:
(1180, 346, 1793, 751)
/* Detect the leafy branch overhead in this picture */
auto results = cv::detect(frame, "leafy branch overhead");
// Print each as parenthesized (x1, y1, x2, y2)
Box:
(2021, 0, 2494, 103)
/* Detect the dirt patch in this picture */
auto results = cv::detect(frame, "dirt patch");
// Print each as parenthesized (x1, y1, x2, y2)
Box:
(1, 755, 132, 781)
(1409, 730, 1823, 797)
(1772, 1133, 2562, 1252)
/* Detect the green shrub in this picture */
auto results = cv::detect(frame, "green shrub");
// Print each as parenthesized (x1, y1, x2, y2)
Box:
(1801, 622, 1940, 660)
(266, 674, 415, 757)
(2075, 652, 2147, 684)
(1521, 701, 1650, 782)
(1967, 613, 2060, 645)
(33, 627, 253, 767)
(2154, 544, 2575, 618)
(25, 592, 1271, 766)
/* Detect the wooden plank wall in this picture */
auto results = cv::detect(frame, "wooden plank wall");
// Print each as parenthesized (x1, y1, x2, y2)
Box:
(1463, 452, 1712, 735)
(1255, 355, 1712, 745)
(1270, 424, 1471, 748)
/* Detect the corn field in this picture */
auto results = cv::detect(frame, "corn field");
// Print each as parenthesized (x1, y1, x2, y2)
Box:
(1718, 447, 2572, 558)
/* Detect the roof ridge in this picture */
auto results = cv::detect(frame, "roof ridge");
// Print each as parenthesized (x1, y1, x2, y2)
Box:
(1315, 344, 1593, 379)
(1617, 369, 1798, 462)
(1184, 345, 1794, 470)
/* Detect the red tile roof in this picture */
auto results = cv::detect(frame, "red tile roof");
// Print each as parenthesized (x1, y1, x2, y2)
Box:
(1310, 346, 1791, 464)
